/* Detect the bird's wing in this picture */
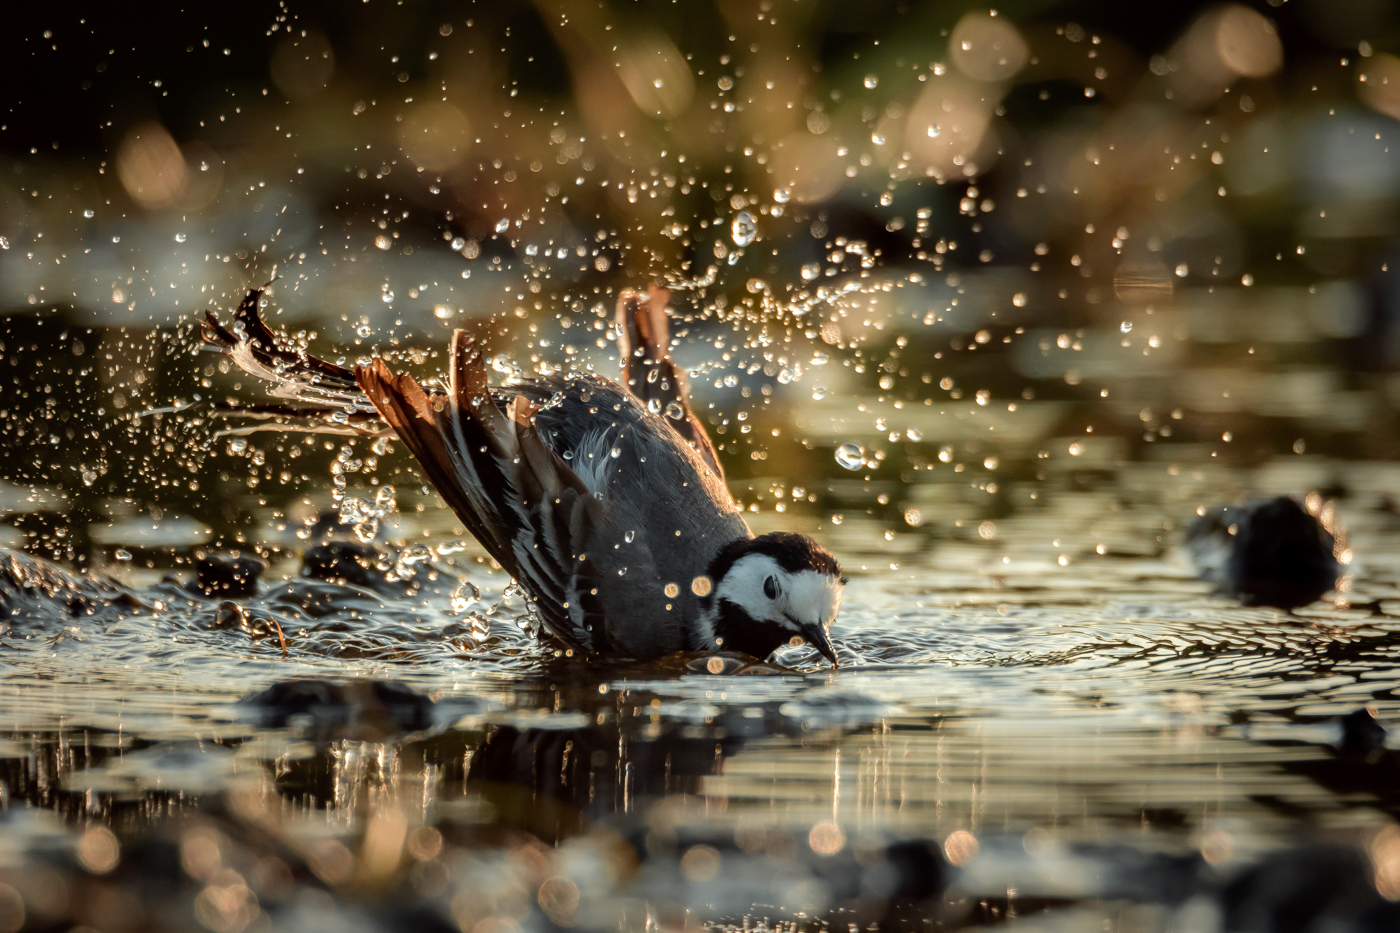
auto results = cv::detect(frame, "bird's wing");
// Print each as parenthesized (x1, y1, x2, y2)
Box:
(357, 330, 603, 652)
(615, 285, 725, 482)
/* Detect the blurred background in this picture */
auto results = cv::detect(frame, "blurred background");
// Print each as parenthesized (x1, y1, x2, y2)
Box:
(2, 0, 1398, 568)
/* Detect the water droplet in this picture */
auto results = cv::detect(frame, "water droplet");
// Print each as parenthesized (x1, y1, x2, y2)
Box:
(1175, 263, 1189, 277)
(375, 235, 392, 250)
(835, 443, 865, 470)
(1012, 292, 1027, 307)
(812, 387, 827, 400)
(665, 401, 684, 419)
(801, 263, 821, 282)
(434, 304, 453, 320)
(731, 211, 757, 247)
(864, 74, 879, 89)
(83, 209, 95, 219)
(904, 508, 924, 527)
(906, 428, 923, 442)
(927, 124, 941, 138)
(451, 580, 480, 613)
(938, 446, 953, 463)
(773, 187, 791, 203)
(174, 233, 187, 243)
(624, 530, 636, 543)
(610, 447, 622, 458)
(1120, 321, 1133, 333)
(451, 237, 466, 251)
(356, 323, 373, 337)
(81, 468, 97, 486)
(114, 548, 132, 561)
(495, 218, 511, 233)
(228, 438, 248, 454)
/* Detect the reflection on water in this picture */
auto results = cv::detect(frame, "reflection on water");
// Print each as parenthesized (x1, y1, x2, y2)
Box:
(4, 460, 1400, 928)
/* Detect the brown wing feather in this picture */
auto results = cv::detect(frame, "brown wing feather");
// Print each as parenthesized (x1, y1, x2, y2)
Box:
(615, 285, 725, 481)
(356, 331, 602, 651)
(354, 360, 511, 562)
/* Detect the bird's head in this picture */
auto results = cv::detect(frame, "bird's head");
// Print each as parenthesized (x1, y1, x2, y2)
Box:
(704, 532, 845, 666)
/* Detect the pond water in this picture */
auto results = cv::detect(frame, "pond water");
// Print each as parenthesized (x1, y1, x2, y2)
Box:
(8, 0, 1400, 930)
(3, 452, 1400, 931)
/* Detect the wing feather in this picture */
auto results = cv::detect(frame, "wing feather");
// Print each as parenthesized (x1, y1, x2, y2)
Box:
(357, 329, 601, 652)
(203, 287, 373, 414)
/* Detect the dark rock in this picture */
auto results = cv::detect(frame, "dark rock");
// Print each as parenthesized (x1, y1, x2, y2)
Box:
(189, 555, 265, 598)
(301, 541, 385, 589)
(1340, 708, 1388, 758)
(1186, 496, 1341, 609)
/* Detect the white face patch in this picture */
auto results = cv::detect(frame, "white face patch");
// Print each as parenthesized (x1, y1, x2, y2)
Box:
(784, 568, 844, 629)
(714, 553, 844, 630)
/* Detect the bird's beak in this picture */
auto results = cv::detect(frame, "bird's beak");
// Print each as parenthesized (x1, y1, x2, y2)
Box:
(800, 621, 839, 668)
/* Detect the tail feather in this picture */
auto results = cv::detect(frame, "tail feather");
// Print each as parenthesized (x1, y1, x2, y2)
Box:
(615, 285, 724, 482)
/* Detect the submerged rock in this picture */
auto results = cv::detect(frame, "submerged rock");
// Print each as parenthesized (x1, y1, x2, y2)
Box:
(1186, 496, 1341, 609)
(1222, 844, 1400, 933)
(240, 678, 435, 738)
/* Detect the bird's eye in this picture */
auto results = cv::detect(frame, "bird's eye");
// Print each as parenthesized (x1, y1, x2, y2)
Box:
(763, 576, 777, 599)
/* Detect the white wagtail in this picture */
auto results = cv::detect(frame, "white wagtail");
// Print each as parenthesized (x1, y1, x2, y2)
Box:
(203, 286, 844, 665)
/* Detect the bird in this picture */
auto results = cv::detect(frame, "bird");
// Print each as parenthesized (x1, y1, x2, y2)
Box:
(1185, 495, 1342, 610)
(202, 285, 845, 666)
